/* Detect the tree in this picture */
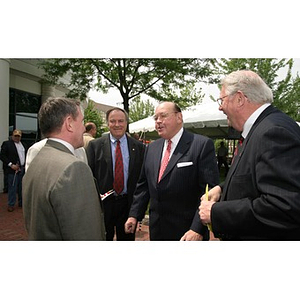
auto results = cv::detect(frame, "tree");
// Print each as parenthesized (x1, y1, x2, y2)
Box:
(39, 58, 218, 114)
(84, 100, 106, 137)
(216, 58, 300, 120)
(129, 96, 155, 123)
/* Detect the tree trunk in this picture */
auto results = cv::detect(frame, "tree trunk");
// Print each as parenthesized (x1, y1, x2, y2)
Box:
(122, 94, 130, 132)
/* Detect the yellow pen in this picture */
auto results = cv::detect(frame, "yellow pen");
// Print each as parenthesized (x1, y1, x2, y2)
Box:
(205, 184, 212, 231)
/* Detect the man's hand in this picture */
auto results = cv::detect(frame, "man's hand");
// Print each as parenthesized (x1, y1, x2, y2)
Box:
(199, 200, 215, 225)
(124, 217, 137, 234)
(180, 229, 203, 241)
(11, 164, 20, 172)
(199, 185, 221, 226)
(200, 185, 222, 203)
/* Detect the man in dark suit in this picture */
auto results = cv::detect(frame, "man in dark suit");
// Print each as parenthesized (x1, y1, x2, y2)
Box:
(0, 129, 28, 211)
(125, 102, 219, 241)
(86, 107, 145, 241)
(199, 70, 300, 240)
(23, 97, 105, 240)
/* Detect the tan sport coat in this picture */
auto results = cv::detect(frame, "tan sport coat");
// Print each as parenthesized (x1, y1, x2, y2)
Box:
(23, 140, 105, 240)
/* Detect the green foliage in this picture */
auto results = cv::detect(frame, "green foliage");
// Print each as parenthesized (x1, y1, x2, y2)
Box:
(129, 96, 155, 123)
(84, 100, 106, 137)
(39, 58, 218, 114)
(216, 58, 300, 121)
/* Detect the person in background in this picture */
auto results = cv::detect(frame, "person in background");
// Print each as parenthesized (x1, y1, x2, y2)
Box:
(199, 70, 300, 240)
(83, 122, 97, 149)
(125, 102, 219, 241)
(23, 97, 105, 240)
(25, 138, 88, 172)
(86, 107, 145, 241)
(0, 129, 28, 212)
(217, 141, 229, 176)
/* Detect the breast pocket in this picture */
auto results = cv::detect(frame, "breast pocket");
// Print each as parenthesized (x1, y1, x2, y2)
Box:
(173, 161, 196, 187)
(227, 173, 255, 201)
(176, 161, 193, 168)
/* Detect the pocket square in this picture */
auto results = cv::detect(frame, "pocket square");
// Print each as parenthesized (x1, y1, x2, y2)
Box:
(177, 162, 193, 168)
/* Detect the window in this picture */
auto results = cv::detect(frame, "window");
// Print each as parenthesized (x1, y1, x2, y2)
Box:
(9, 88, 41, 147)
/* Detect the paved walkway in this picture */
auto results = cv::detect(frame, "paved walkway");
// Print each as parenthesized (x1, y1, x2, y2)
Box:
(0, 192, 149, 241)
(0, 192, 27, 240)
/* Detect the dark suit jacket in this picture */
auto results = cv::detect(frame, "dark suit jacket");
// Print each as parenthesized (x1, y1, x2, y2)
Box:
(212, 105, 300, 240)
(86, 134, 145, 209)
(22, 140, 106, 240)
(0, 139, 28, 174)
(129, 129, 219, 241)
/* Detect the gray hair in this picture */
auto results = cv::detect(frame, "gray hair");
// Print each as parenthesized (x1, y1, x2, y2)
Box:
(38, 97, 81, 137)
(221, 70, 273, 104)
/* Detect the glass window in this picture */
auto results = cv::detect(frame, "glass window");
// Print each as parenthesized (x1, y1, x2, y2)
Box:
(9, 88, 41, 147)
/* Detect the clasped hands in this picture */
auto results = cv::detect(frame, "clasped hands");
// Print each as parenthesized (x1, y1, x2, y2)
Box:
(199, 185, 222, 225)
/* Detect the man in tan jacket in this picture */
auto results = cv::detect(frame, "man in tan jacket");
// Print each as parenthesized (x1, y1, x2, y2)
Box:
(23, 97, 105, 240)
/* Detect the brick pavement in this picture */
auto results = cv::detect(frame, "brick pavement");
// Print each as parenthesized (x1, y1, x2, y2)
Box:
(0, 192, 28, 240)
(0, 192, 149, 241)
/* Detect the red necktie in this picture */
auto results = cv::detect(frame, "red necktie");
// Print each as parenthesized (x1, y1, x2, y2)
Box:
(158, 139, 172, 182)
(114, 140, 124, 194)
(232, 136, 244, 163)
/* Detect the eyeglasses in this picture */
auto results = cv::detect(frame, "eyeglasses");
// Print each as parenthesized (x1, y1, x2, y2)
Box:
(217, 95, 229, 107)
(153, 112, 178, 122)
(13, 135, 21, 137)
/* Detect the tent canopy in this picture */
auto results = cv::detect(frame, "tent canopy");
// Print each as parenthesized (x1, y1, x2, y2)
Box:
(129, 102, 300, 140)
(129, 101, 230, 139)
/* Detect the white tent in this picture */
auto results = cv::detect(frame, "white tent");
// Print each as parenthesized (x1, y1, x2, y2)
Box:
(183, 102, 229, 138)
(129, 101, 230, 139)
(129, 102, 300, 140)
(129, 116, 155, 134)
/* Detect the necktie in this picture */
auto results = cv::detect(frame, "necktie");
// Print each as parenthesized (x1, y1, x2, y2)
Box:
(114, 140, 124, 194)
(232, 136, 244, 163)
(158, 139, 172, 182)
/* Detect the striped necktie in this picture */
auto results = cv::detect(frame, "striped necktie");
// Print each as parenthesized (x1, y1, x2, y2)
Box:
(158, 139, 172, 182)
(113, 140, 124, 194)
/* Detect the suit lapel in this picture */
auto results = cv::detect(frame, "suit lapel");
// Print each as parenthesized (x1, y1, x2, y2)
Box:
(10, 140, 20, 162)
(104, 134, 113, 176)
(127, 137, 136, 178)
(159, 130, 192, 181)
(154, 139, 165, 182)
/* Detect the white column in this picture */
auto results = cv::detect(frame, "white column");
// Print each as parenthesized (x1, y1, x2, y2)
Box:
(0, 59, 10, 192)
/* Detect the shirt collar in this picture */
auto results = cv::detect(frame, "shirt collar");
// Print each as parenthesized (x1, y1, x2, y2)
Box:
(110, 133, 127, 144)
(242, 103, 271, 138)
(48, 138, 75, 155)
(169, 127, 183, 146)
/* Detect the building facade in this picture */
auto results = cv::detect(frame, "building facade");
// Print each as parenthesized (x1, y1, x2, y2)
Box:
(0, 59, 70, 191)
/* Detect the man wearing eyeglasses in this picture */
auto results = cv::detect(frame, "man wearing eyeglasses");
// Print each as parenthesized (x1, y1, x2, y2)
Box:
(199, 70, 300, 240)
(0, 129, 28, 212)
(125, 101, 219, 241)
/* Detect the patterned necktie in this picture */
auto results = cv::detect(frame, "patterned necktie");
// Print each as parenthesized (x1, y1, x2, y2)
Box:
(114, 140, 124, 194)
(158, 139, 172, 182)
